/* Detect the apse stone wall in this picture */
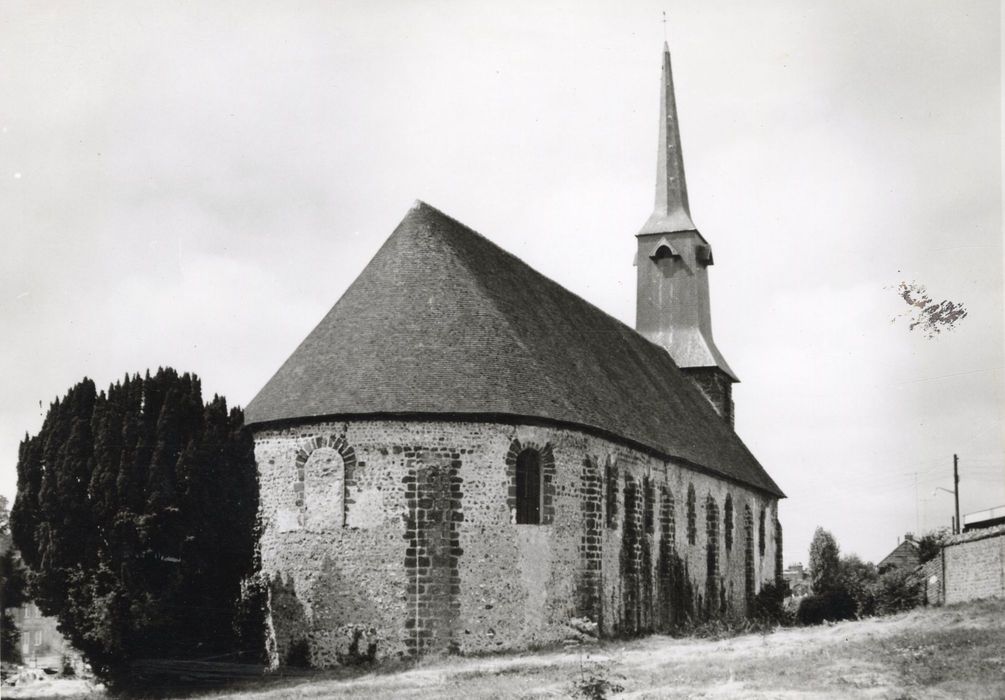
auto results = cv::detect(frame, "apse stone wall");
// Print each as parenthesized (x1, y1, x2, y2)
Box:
(253, 419, 781, 667)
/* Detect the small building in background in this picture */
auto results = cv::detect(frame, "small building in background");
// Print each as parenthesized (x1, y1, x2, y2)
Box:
(7, 602, 71, 665)
(878, 534, 920, 574)
(963, 505, 1005, 532)
(782, 563, 811, 597)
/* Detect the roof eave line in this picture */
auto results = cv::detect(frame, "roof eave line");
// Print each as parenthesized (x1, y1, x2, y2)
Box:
(246, 409, 786, 499)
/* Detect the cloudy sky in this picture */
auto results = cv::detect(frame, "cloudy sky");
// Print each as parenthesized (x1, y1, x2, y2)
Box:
(2, 1, 1001, 564)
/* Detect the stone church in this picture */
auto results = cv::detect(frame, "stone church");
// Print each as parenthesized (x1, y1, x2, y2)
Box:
(245, 43, 784, 667)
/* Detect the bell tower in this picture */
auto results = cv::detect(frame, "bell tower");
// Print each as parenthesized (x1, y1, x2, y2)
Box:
(636, 42, 737, 425)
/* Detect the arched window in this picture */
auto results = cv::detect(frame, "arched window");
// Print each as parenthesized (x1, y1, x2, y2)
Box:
(724, 494, 734, 552)
(515, 449, 542, 524)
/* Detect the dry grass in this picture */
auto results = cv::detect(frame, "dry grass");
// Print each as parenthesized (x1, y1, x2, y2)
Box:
(202, 599, 1005, 699)
(13, 599, 1004, 698)
(205, 599, 1004, 699)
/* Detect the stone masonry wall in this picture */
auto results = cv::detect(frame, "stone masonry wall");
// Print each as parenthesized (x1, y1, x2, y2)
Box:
(943, 527, 1005, 605)
(254, 418, 780, 666)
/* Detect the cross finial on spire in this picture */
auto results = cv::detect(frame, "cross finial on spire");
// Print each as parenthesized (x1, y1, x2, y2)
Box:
(662, 11, 667, 42)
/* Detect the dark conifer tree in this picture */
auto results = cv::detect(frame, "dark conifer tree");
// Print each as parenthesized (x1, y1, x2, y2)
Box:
(10, 369, 261, 688)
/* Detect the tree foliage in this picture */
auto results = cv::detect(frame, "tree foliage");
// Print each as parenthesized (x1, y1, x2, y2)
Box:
(10, 369, 260, 687)
(749, 579, 793, 627)
(799, 529, 861, 625)
(838, 554, 878, 618)
(808, 527, 841, 594)
(1, 495, 29, 663)
(917, 527, 950, 564)
(892, 281, 968, 338)
(796, 589, 856, 625)
(873, 567, 922, 615)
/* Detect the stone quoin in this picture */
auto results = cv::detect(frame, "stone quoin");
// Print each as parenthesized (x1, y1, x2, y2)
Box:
(245, 41, 784, 667)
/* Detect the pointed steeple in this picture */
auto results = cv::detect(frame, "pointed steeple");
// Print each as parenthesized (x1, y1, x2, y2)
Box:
(640, 42, 696, 235)
(635, 41, 739, 425)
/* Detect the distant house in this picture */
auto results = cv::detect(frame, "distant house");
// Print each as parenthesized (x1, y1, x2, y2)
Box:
(8, 602, 71, 663)
(782, 563, 811, 597)
(1, 532, 74, 666)
(878, 534, 920, 574)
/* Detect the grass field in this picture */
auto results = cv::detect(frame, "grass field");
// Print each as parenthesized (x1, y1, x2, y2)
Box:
(8, 599, 1004, 698)
(207, 598, 1005, 699)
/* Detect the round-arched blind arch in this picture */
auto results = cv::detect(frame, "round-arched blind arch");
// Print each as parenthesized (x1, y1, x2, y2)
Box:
(304, 447, 344, 530)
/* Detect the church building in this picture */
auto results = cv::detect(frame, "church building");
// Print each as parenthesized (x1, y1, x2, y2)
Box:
(245, 43, 784, 667)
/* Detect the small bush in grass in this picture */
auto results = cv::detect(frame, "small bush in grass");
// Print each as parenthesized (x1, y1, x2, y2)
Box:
(750, 580, 793, 627)
(797, 589, 856, 625)
(571, 659, 625, 700)
(873, 568, 921, 615)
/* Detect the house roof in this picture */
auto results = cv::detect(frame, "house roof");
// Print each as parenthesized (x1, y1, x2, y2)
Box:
(245, 201, 783, 498)
(878, 538, 920, 571)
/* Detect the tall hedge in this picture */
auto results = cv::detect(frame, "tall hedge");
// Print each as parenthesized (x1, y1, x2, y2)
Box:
(10, 369, 260, 687)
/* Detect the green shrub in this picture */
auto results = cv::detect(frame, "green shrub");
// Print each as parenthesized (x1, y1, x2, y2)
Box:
(750, 579, 793, 627)
(873, 568, 921, 615)
(1, 610, 21, 664)
(571, 660, 625, 699)
(797, 589, 856, 625)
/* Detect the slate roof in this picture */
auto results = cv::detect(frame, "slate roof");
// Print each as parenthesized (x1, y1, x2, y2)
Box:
(878, 538, 921, 572)
(246, 201, 783, 497)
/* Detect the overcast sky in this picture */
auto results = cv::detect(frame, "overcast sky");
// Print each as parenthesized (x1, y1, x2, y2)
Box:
(2, 1, 1002, 564)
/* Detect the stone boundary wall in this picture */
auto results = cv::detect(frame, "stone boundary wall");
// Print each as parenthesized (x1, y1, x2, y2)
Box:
(942, 525, 1005, 605)
(253, 418, 780, 667)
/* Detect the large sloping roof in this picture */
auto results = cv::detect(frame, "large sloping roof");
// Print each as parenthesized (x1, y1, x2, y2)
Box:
(246, 201, 783, 497)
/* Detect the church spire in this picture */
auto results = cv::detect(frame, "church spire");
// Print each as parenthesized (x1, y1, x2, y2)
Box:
(635, 40, 738, 425)
(640, 41, 696, 235)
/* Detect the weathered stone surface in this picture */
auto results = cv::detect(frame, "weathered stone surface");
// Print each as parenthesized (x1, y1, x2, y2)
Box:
(943, 527, 1005, 604)
(254, 419, 781, 666)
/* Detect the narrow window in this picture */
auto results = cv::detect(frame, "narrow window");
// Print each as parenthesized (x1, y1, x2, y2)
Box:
(774, 518, 783, 583)
(515, 449, 542, 524)
(659, 485, 675, 547)
(745, 505, 755, 605)
(706, 495, 720, 609)
(724, 494, 734, 552)
(758, 507, 766, 557)
(686, 484, 697, 545)
(643, 477, 655, 534)
(605, 461, 618, 528)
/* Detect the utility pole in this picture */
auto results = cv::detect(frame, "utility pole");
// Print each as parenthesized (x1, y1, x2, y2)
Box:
(953, 454, 960, 534)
